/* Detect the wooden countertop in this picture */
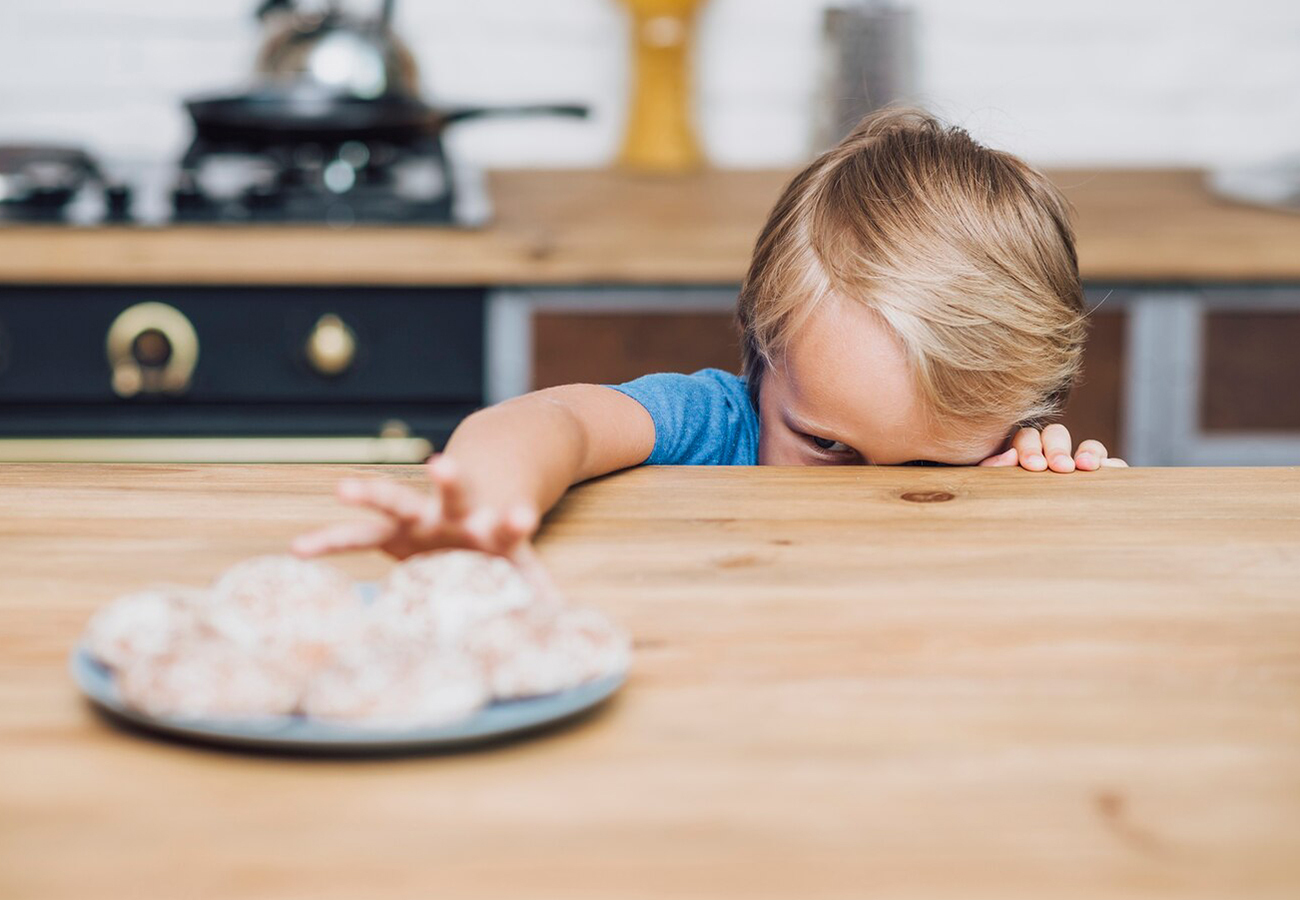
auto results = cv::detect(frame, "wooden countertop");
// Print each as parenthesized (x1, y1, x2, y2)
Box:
(1, 169, 1298, 286)
(2, 463, 1298, 900)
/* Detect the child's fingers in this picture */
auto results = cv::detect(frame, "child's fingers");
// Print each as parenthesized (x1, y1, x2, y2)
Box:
(1040, 424, 1076, 473)
(1101, 457, 1129, 468)
(461, 507, 499, 548)
(506, 504, 539, 540)
(1012, 428, 1048, 471)
(427, 456, 470, 521)
(493, 504, 539, 551)
(291, 520, 395, 558)
(338, 479, 430, 524)
(488, 512, 521, 553)
(408, 498, 444, 540)
(978, 447, 1018, 467)
(1074, 439, 1108, 471)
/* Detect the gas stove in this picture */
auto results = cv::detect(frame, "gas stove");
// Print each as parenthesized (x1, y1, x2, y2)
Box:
(0, 139, 490, 228)
(0, 139, 493, 461)
(170, 123, 491, 226)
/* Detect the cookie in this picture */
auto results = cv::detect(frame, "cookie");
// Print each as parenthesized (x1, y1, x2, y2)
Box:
(375, 550, 537, 648)
(206, 555, 357, 675)
(465, 606, 630, 700)
(301, 628, 489, 729)
(115, 636, 302, 720)
(83, 586, 205, 670)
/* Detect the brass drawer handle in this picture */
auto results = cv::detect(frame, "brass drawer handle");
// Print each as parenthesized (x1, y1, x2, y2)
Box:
(304, 313, 357, 377)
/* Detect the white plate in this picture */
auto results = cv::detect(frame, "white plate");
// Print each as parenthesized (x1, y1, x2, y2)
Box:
(71, 648, 624, 753)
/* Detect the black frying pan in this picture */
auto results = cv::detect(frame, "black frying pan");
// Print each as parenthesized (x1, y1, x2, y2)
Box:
(185, 85, 588, 144)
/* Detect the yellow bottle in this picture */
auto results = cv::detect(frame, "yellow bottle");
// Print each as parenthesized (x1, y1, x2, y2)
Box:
(616, 0, 706, 173)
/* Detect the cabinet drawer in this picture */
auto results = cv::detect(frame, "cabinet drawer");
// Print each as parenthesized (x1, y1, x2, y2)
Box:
(0, 286, 484, 404)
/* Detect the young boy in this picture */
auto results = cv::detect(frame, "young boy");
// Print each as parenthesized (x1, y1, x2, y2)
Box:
(293, 108, 1124, 563)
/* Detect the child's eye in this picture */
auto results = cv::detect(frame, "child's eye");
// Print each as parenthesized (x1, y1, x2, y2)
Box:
(808, 435, 852, 454)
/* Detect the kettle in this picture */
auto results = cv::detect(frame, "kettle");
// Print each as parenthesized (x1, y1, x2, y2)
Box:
(253, 0, 419, 99)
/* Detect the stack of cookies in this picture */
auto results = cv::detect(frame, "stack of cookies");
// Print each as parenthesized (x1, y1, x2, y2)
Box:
(82, 551, 629, 729)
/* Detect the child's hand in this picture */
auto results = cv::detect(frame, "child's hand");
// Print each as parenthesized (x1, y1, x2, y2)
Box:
(977, 424, 1128, 473)
(291, 456, 539, 561)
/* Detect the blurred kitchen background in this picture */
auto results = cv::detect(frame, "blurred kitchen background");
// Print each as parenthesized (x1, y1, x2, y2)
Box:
(1, 0, 1298, 464)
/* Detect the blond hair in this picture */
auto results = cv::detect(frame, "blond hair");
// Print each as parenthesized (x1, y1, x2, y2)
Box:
(737, 107, 1086, 447)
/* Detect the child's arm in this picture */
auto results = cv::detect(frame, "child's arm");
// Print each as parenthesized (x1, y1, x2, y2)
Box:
(291, 385, 654, 560)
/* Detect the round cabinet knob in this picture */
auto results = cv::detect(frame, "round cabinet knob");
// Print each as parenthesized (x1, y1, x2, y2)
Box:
(105, 302, 199, 398)
(305, 313, 356, 377)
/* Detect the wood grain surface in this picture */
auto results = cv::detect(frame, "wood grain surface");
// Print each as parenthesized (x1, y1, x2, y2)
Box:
(0, 169, 1297, 285)
(2, 464, 1299, 900)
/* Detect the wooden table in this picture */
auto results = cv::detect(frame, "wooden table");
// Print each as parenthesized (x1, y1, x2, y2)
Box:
(2, 464, 1298, 900)
(1, 169, 1298, 285)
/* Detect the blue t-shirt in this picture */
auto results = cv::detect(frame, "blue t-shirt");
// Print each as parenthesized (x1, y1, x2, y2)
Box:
(609, 369, 759, 465)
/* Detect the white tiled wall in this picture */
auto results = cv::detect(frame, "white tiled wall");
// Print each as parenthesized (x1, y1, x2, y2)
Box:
(1, 0, 1297, 170)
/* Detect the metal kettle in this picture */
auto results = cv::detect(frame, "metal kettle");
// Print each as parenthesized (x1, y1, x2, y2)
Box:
(253, 0, 419, 99)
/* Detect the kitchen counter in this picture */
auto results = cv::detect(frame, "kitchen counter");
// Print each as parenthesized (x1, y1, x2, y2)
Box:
(2, 463, 1298, 900)
(1, 169, 1299, 285)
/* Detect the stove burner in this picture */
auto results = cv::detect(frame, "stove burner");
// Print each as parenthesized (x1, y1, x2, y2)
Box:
(171, 132, 459, 225)
(0, 145, 131, 223)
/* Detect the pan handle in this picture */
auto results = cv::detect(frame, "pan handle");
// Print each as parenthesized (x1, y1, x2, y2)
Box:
(255, 0, 293, 20)
(439, 104, 589, 125)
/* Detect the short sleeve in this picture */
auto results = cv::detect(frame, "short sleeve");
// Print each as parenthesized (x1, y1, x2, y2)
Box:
(607, 369, 759, 466)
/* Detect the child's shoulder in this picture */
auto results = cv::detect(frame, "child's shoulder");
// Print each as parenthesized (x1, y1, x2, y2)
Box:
(606, 369, 758, 466)
(614, 367, 747, 396)
(611, 368, 750, 413)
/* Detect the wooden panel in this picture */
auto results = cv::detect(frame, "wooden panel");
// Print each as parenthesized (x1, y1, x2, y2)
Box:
(1, 464, 1298, 899)
(1058, 311, 1126, 455)
(0, 170, 1299, 285)
(532, 311, 740, 389)
(1202, 312, 1300, 431)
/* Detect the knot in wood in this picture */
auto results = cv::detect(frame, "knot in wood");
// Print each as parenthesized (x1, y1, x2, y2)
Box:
(900, 490, 955, 504)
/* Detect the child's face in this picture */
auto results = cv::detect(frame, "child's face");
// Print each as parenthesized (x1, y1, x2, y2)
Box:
(757, 295, 1009, 466)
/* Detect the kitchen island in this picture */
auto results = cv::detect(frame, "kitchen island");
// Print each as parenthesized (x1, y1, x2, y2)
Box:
(2, 464, 1298, 899)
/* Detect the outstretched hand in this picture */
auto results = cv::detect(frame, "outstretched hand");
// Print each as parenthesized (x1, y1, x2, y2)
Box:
(977, 424, 1128, 472)
(291, 456, 539, 561)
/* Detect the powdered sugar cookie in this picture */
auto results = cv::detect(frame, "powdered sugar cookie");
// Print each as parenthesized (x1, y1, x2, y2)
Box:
(209, 555, 355, 630)
(465, 606, 630, 700)
(302, 631, 489, 730)
(83, 586, 205, 671)
(115, 636, 302, 720)
(375, 550, 538, 648)
(206, 555, 357, 676)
